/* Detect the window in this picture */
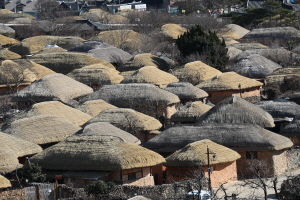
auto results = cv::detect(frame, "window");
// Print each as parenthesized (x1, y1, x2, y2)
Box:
(128, 172, 136, 181)
(246, 151, 258, 159)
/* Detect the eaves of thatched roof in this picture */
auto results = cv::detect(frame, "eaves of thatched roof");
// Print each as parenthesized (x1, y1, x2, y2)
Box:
(280, 115, 300, 137)
(0, 149, 20, 174)
(0, 34, 19, 45)
(264, 67, 300, 86)
(161, 24, 187, 39)
(165, 139, 241, 167)
(241, 27, 300, 40)
(77, 99, 117, 117)
(30, 135, 165, 171)
(0, 49, 21, 60)
(36, 46, 67, 54)
(197, 96, 275, 128)
(230, 43, 268, 51)
(227, 46, 242, 59)
(143, 124, 293, 152)
(81, 83, 180, 107)
(164, 82, 208, 100)
(0, 175, 11, 188)
(224, 24, 250, 39)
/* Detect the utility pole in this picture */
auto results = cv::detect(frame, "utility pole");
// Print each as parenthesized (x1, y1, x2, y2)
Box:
(206, 145, 216, 197)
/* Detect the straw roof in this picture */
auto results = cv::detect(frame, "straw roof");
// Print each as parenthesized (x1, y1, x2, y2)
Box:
(164, 82, 208, 100)
(0, 148, 19, 174)
(4, 13, 35, 20)
(68, 41, 132, 64)
(36, 46, 67, 54)
(82, 63, 119, 73)
(30, 135, 165, 171)
(227, 46, 242, 59)
(2, 115, 82, 145)
(223, 37, 239, 45)
(197, 96, 275, 128)
(241, 27, 300, 40)
(67, 68, 124, 86)
(0, 9, 13, 15)
(84, 108, 162, 132)
(224, 24, 250, 39)
(161, 24, 187, 39)
(0, 175, 11, 188)
(9, 36, 85, 55)
(165, 139, 241, 167)
(0, 49, 21, 60)
(196, 72, 263, 91)
(0, 24, 15, 35)
(171, 101, 212, 123)
(230, 54, 282, 78)
(120, 66, 179, 88)
(13, 73, 93, 103)
(81, 83, 180, 107)
(81, 10, 129, 23)
(230, 43, 268, 51)
(29, 52, 115, 74)
(77, 99, 117, 117)
(0, 34, 19, 45)
(264, 67, 300, 86)
(255, 99, 300, 119)
(119, 53, 169, 72)
(78, 122, 140, 144)
(280, 115, 300, 137)
(172, 61, 222, 85)
(1, 101, 92, 127)
(215, 28, 241, 40)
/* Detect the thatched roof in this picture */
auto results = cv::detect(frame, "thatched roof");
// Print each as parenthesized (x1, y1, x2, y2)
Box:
(280, 115, 300, 137)
(171, 101, 211, 123)
(224, 24, 250, 39)
(165, 139, 241, 167)
(197, 96, 275, 128)
(164, 82, 208, 100)
(2, 115, 81, 145)
(215, 28, 240, 40)
(255, 99, 300, 119)
(120, 66, 179, 88)
(223, 37, 239, 45)
(143, 124, 293, 152)
(29, 52, 115, 74)
(196, 72, 263, 91)
(0, 49, 21, 60)
(264, 67, 300, 86)
(82, 63, 119, 73)
(0, 9, 13, 15)
(81, 10, 129, 23)
(241, 27, 300, 40)
(77, 122, 141, 145)
(80, 83, 180, 107)
(0, 24, 15, 35)
(77, 99, 117, 117)
(1, 101, 92, 127)
(172, 61, 222, 85)
(227, 46, 242, 59)
(67, 68, 124, 86)
(36, 46, 67, 54)
(161, 24, 187, 39)
(230, 54, 282, 78)
(30, 135, 165, 171)
(0, 148, 20, 174)
(68, 41, 132, 64)
(9, 36, 84, 55)
(119, 53, 169, 72)
(230, 43, 268, 51)
(0, 175, 11, 188)
(0, 34, 19, 45)
(83, 108, 162, 132)
(12, 73, 93, 103)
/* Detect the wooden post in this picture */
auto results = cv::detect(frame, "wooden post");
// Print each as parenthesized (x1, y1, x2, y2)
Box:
(54, 180, 58, 200)
(35, 185, 40, 200)
(207, 146, 212, 196)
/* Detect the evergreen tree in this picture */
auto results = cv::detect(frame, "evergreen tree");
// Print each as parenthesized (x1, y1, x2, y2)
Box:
(21, 163, 46, 183)
(176, 25, 228, 72)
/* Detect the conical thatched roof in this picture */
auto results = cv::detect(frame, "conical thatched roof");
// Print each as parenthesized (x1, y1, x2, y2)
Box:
(119, 53, 169, 72)
(0, 34, 19, 46)
(255, 99, 300, 119)
(77, 99, 117, 117)
(1, 101, 92, 127)
(0, 175, 11, 188)
(197, 96, 275, 128)
(84, 108, 162, 132)
(121, 66, 179, 88)
(230, 43, 268, 51)
(161, 24, 187, 39)
(0, 49, 21, 60)
(164, 82, 208, 100)
(224, 24, 250, 39)
(9, 36, 85, 55)
(165, 139, 241, 167)
(143, 124, 293, 152)
(12, 73, 93, 103)
(280, 115, 300, 137)
(172, 61, 222, 85)
(0, 149, 19, 174)
(2, 115, 81, 145)
(67, 68, 124, 86)
(196, 72, 263, 91)
(68, 41, 132, 64)
(227, 46, 242, 59)
(78, 122, 140, 145)
(30, 52, 115, 74)
(30, 135, 165, 171)
(171, 101, 212, 123)
(81, 83, 180, 107)
(241, 27, 300, 40)
(230, 54, 282, 78)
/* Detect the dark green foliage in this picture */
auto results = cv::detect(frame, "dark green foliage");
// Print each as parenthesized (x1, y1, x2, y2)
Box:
(176, 25, 228, 72)
(21, 163, 46, 183)
(279, 175, 300, 200)
(85, 180, 116, 198)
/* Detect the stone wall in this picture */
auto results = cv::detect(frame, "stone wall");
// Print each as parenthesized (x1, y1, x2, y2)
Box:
(123, 176, 154, 186)
(286, 147, 300, 170)
(0, 188, 25, 200)
(272, 150, 288, 175)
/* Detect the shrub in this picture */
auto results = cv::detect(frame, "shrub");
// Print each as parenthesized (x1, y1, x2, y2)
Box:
(84, 180, 116, 198)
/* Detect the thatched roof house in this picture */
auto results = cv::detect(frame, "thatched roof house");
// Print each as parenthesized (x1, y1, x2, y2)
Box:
(12, 73, 93, 104)
(0, 34, 19, 46)
(229, 43, 268, 51)
(0, 49, 21, 60)
(227, 46, 242, 59)
(2, 115, 81, 146)
(77, 122, 141, 145)
(121, 66, 179, 88)
(164, 82, 208, 103)
(119, 54, 169, 72)
(29, 52, 115, 74)
(172, 61, 222, 85)
(161, 24, 186, 39)
(77, 99, 117, 117)
(197, 96, 275, 128)
(230, 54, 282, 79)
(224, 24, 250, 39)
(0, 149, 20, 174)
(68, 41, 132, 64)
(171, 101, 211, 123)
(264, 67, 300, 86)
(0, 175, 11, 188)
(9, 36, 85, 55)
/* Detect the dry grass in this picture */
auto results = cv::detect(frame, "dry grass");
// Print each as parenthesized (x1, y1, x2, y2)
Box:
(161, 24, 187, 39)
